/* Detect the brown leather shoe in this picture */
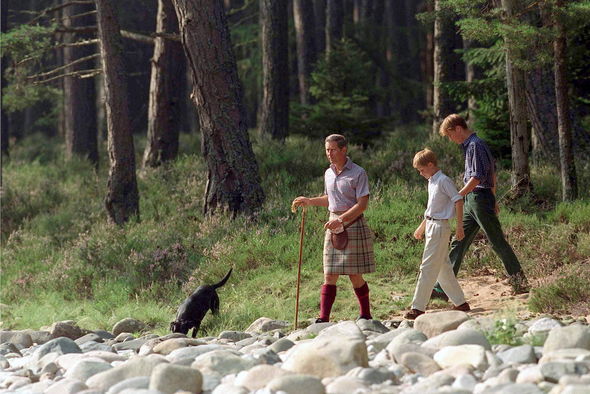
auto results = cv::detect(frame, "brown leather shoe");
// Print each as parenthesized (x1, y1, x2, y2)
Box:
(404, 309, 425, 320)
(453, 302, 471, 312)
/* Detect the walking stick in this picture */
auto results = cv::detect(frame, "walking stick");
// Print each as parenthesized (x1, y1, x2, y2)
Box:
(294, 206, 306, 329)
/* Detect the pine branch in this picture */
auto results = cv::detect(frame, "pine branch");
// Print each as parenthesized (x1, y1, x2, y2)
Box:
(28, 1, 95, 25)
(16, 39, 99, 67)
(32, 68, 102, 85)
(27, 53, 100, 80)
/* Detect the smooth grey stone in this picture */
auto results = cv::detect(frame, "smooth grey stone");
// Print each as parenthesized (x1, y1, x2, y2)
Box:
(497, 345, 537, 365)
(75, 334, 104, 346)
(234, 364, 292, 390)
(113, 338, 150, 352)
(414, 311, 470, 338)
(345, 366, 398, 385)
(245, 317, 290, 333)
(92, 330, 116, 340)
(399, 351, 441, 376)
(235, 336, 258, 347)
(0, 331, 33, 348)
(65, 359, 113, 381)
(268, 337, 295, 353)
(49, 321, 84, 340)
(148, 363, 202, 394)
(191, 349, 257, 377)
(112, 319, 147, 336)
(422, 328, 491, 350)
(540, 361, 589, 383)
(0, 343, 21, 356)
(544, 326, 590, 353)
(249, 347, 281, 365)
(167, 344, 227, 362)
(317, 321, 366, 341)
(31, 337, 82, 364)
(325, 375, 368, 393)
(528, 318, 562, 335)
(211, 383, 249, 394)
(479, 383, 544, 394)
(266, 374, 325, 394)
(80, 341, 114, 353)
(218, 331, 252, 342)
(356, 319, 390, 334)
(86, 354, 168, 391)
(105, 376, 150, 394)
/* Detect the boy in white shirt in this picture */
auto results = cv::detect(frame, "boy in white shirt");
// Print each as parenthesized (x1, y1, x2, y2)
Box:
(405, 149, 470, 319)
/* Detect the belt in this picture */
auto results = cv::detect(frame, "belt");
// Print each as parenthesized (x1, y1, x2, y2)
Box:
(426, 216, 447, 221)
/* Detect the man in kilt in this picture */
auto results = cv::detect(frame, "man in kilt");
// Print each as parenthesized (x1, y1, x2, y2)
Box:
(292, 134, 375, 322)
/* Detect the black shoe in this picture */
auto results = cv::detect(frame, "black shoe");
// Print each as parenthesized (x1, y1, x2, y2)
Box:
(431, 289, 449, 302)
(356, 315, 372, 321)
(315, 318, 328, 323)
(404, 309, 425, 320)
(453, 302, 471, 312)
(509, 272, 530, 295)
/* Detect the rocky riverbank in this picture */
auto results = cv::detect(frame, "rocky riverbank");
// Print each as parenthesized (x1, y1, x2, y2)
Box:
(1, 312, 590, 393)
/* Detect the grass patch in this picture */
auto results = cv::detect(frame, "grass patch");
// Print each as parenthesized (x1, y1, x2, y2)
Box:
(1, 129, 589, 335)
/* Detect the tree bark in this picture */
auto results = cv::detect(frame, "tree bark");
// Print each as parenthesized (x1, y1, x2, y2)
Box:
(314, 0, 326, 55)
(1, 4, 9, 159)
(502, 0, 531, 195)
(553, 0, 577, 200)
(260, 0, 289, 139)
(432, 0, 462, 135)
(96, 0, 140, 224)
(422, 0, 434, 112)
(293, 0, 317, 105)
(172, 0, 265, 216)
(63, 0, 98, 165)
(143, 0, 184, 168)
(525, 67, 559, 161)
(326, 0, 343, 56)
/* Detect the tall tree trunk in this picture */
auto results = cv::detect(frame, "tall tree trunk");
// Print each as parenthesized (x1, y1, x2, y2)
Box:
(293, 0, 317, 105)
(172, 0, 265, 215)
(143, 0, 184, 168)
(260, 0, 289, 138)
(326, 0, 343, 56)
(1, 4, 9, 159)
(422, 0, 434, 112)
(96, 0, 140, 224)
(432, 0, 461, 135)
(464, 38, 477, 128)
(502, 0, 531, 195)
(314, 0, 326, 55)
(553, 0, 577, 200)
(63, 1, 98, 165)
(525, 67, 559, 161)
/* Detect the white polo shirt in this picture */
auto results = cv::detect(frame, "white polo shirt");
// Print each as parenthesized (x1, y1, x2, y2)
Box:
(324, 158, 370, 213)
(424, 170, 463, 220)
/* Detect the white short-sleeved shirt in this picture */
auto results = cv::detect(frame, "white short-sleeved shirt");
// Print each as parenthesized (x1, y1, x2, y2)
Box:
(324, 158, 370, 212)
(424, 170, 462, 220)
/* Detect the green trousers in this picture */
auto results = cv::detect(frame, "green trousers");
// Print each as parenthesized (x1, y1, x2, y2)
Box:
(434, 188, 523, 294)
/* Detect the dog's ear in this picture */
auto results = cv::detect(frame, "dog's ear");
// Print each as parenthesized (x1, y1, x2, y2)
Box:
(170, 321, 176, 332)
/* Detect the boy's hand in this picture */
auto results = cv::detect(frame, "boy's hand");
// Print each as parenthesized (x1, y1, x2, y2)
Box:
(413, 227, 424, 240)
(455, 226, 465, 241)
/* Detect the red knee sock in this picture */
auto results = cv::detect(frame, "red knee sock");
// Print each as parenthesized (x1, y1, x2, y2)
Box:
(319, 284, 337, 321)
(354, 282, 372, 319)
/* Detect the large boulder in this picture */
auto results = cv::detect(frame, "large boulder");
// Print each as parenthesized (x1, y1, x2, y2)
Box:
(421, 328, 491, 350)
(433, 344, 488, 371)
(86, 354, 168, 391)
(543, 325, 590, 353)
(148, 363, 203, 394)
(112, 318, 147, 336)
(282, 335, 368, 378)
(414, 311, 470, 338)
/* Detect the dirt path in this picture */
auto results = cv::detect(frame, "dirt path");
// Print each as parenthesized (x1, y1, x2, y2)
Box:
(392, 273, 533, 319)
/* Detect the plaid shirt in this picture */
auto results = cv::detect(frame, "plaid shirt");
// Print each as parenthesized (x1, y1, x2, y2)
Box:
(462, 133, 495, 189)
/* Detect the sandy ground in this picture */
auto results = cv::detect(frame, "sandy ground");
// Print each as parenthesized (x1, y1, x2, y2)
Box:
(391, 273, 533, 320)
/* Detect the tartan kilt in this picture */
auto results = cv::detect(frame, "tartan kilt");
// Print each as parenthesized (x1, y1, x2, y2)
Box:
(323, 212, 375, 274)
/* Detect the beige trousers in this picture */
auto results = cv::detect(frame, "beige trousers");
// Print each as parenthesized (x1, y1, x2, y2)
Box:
(411, 220, 466, 311)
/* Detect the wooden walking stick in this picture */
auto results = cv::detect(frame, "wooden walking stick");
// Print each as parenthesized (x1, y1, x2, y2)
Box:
(293, 205, 306, 329)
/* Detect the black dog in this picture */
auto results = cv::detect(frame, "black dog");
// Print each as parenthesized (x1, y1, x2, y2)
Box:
(170, 268, 232, 337)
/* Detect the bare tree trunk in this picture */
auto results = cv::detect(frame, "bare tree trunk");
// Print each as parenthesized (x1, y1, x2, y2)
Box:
(314, 0, 326, 55)
(554, 0, 577, 200)
(143, 0, 184, 167)
(432, 0, 461, 135)
(96, 0, 140, 224)
(1, 4, 9, 159)
(293, 0, 317, 105)
(423, 0, 434, 112)
(63, 0, 98, 165)
(260, 0, 289, 139)
(502, 0, 531, 195)
(463, 38, 477, 128)
(326, 0, 343, 56)
(172, 0, 265, 215)
(525, 67, 559, 161)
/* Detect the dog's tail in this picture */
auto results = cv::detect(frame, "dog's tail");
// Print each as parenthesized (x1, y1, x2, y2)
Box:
(212, 268, 233, 289)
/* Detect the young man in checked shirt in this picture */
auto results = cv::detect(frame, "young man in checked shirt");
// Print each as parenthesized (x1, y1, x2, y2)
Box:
(432, 114, 529, 299)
